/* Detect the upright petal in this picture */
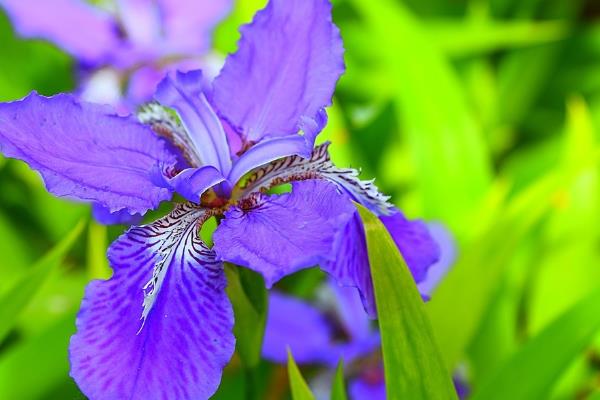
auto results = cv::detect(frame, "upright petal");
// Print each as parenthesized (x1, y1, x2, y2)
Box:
(211, 0, 344, 147)
(1, 0, 118, 63)
(155, 70, 232, 175)
(70, 203, 235, 400)
(213, 180, 354, 287)
(262, 291, 335, 365)
(0, 93, 176, 215)
(324, 210, 441, 316)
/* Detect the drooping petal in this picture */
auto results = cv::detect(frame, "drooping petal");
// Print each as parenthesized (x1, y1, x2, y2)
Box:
(237, 143, 394, 215)
(213, 180, 354, 287)
(92, 203, 143, 226)
(329, 281, 373, 342)
(324, 210, 441, 316)
(211, 0, 344, 147)
(262, 291, 335, 365)
(70, 203, 235, 400)
(1, 0, 118, 63)
(155, 70, 232, 175)
(417, 223, 456, 298)
(380, 211, 441, 283)
(0, 92, 176, 215)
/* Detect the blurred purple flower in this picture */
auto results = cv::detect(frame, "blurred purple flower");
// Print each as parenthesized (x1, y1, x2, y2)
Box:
(0, 0, 448, 398)
(0, 0, 231, 107)
(262, 226, 459, 400)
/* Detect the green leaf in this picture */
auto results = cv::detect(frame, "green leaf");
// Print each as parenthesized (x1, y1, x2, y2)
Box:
(86, 221, 111, 280)
(331, 360, 348, 400)
(427, 172, 560, 369)
(471, 286, 600, 400)
(428, 20, 568, 58)
(0, 312, 81, 400)
(225, 264, 268, 368)
(349, 0, 492, 232)
(356, 204, 457, 400)
(287, 350, 315, 400)
(0, 219, 85, 344)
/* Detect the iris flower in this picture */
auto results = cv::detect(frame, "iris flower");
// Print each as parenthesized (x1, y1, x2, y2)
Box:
(0, 0, 231, 106)
(262, 227, 460, 399)
(0, 0, 442, 398)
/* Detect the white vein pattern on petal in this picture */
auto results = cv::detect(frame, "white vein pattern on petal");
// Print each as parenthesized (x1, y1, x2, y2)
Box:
(240, 143, 394, 215)
(138, 102, 204, 167)
(119, 202, 215, 331)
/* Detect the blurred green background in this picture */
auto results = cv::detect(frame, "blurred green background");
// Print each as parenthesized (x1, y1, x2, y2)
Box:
(1, 0, 600, 398)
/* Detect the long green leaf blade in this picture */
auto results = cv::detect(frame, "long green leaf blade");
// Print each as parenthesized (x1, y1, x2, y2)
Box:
(331, 360, 348, 400)
(287, 350, 315, 400)
(357, 204, 457, 400)
(225, 264, 268, 368)
(471, 286, 600, 400)
(0, 219, 85, 344)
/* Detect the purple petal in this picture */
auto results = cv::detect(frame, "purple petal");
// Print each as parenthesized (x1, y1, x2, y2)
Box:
(228, 135, 310, 185)
(155, 166, 225, 203)
(127, 66, 166, 105)
(380, 211, 441, 283)
(238, 143, 394, 216)
(92, 203, 143, 226)
(116, 0, 162, 47)
(0, 92, 176, 215)
(213, 180, 354, 287)
(70, 204, 235, 400)
(211, 0, 344, 146)
(1, 0, 118, 63)
(323, 212, 376, 315)
(262, 291, 335, 365)
(330, 282, 373, 342)
(158, 0, 232, 53)
(349, 375, 386, 400)
(417, 223, 456, 297)
(324, 210, 441, 316)
(155, 70, 232, 175)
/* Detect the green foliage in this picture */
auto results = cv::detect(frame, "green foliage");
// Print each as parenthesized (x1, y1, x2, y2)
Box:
(0, 219, 85, 345)
(471, 286, 600, 400)
(287, 350, 315, 400)
(357, 204, 458, 400)
(1, 0, 600, 399)
(225, 265, 268, 368)
(331, 361, 348, 400)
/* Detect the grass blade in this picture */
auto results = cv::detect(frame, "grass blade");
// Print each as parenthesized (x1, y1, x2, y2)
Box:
(331, 360, 348, 400)
(287, 350, 315, 400)
(357, 204, 457, 400)
(0, 219, 85, 344)
(471, 286, 600, 400)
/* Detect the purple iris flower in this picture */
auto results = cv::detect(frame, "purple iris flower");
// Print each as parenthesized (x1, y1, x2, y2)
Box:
(0, 0, 231, 107)
(262, 226, 459, 399)
(0, 0, 446, 398)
